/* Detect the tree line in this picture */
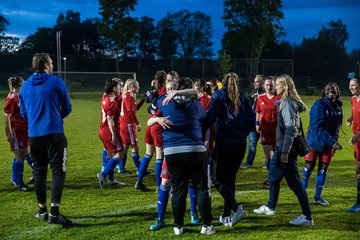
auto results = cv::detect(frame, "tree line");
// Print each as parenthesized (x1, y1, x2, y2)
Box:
(0, 0, 359, 80)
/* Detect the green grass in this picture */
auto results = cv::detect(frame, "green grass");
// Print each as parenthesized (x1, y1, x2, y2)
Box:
(0, 94, 360, 239)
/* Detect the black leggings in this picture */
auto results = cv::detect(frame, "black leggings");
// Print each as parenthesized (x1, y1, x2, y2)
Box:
(212, 142, 246, 216)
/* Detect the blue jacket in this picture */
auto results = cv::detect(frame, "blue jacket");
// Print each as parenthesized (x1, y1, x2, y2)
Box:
(204, 87, 254, 144)
(19, 73, 72, 137)
(306, 97, 342, 152)
(156, 94, 206, 151)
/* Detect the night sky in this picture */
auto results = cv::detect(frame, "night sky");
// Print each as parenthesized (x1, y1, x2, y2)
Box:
(2, 0, 359, 53)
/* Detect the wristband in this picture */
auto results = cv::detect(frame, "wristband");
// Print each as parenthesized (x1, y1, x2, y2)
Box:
(256, 120, 260, 126)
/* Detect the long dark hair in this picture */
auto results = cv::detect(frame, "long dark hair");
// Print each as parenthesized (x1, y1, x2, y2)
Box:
(104, 78, 119, 95)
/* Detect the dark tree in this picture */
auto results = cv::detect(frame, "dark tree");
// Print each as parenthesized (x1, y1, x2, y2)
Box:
(18, 27, 56, 53)
(137, 16, 157, 58)
(223, 0, 284, 77)
(99, 0, 138, 70)
(158, 9, 213, 59)
(156, 18, 177, 58)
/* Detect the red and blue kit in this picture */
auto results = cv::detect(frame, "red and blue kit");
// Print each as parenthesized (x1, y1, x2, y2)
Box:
(160, 159, 170, 180)
(99, 94, 123, 154)
(199, 93, 211, 111)
(199, 93, 214, 151)
(145, 86, 167, 147)
(4, 92, 28, 151)
(256, 94, 280, 145)
(120, 92, 139, 146)
(352, 96, 360, 161)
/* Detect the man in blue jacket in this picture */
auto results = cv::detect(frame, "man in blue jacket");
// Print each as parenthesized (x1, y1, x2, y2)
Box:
(19, 53, 72, 226)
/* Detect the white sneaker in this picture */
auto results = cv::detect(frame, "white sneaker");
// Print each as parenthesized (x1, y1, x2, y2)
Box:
(219, 216, 231, 227)
(200, 225, 216, 235)
(173, 226, 183, 235)
(253, 205, 275, 215)
(229, 205, 246, 227)
(289, 215, 314, 226)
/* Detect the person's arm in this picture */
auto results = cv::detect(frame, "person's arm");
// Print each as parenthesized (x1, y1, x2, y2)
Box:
(57, 77, 72, 118)
(147, 116, 172, 129)
(162, 89, 198, 105)
(125, 93, 141, 130)
(255, 112, 260, 133)
(280, 101, 298, 163)
(107, 115, 118, 145)
(19, 93, 27, 120)
(311, 100, 337, 149)
(4, 113, 13, 142)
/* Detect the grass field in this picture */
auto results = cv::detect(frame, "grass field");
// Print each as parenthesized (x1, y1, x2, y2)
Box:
(0, 93, 359, 240)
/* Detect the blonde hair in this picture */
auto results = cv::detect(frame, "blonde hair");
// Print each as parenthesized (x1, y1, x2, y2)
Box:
(123, 78, 138, 94)
(276, 74, 306, 111)
(223, 72, 241, 112)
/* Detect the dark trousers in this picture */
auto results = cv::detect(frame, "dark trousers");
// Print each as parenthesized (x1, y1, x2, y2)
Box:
(166, 151, 212, 227)
(30, 133, 68, 205)
(267, 146, 312, 218)
(212, 142, 246, 216)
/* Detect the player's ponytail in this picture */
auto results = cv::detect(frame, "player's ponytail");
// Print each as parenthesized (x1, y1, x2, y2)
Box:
(8, 76, 23, 93)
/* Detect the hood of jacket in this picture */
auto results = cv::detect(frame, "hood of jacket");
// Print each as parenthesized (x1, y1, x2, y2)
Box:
(29, 72, 51, 85)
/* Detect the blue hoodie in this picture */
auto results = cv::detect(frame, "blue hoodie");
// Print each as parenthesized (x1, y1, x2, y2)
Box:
(19, 73, 72, 137)
(156, 94, 206, 155)
(306, 97, 343, 152)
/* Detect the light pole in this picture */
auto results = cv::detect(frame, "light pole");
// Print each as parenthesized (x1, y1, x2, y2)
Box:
(63, 57, 67, 86)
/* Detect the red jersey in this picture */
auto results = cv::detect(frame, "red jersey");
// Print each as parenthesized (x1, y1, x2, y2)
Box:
(120, 92, 139, 125)
(256, 94, 280, 131)
(4, 92, 27, 131)
(100, 94, 119, 131)
(199, 93, 211, 111)
(351, 96, 360, 134)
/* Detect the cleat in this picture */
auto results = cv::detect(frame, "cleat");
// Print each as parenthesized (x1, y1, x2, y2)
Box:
(313, 197, 329, 206)
(219, 216, 231, 227)
(229, 205, 246, 227)
(200, 225, 216, 235)
(289, 215, 314, 226)
(190, 212, 199, 225)
(149, 218, 165, 231)
(134, 181, 146, 190)
(253, 205, 275, 215)
(48, 214, 73, 226)
(173, 226, 183, 235)
(97, 173, 104, 189)
(348, 203, 360, 213)
(118, 168, 129, 174)
(17, 184, 31, 192)
(108, 180, 126, 186)
(35, 211, 48, 221)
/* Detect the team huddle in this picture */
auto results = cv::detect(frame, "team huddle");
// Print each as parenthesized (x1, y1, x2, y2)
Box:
(4, 52, 360, 234)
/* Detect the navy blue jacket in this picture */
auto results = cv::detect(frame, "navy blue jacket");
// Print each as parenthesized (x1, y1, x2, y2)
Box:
(156, 95, 206, 150)
(306, 97, 342, 152)
(204, 87, 254, 144)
